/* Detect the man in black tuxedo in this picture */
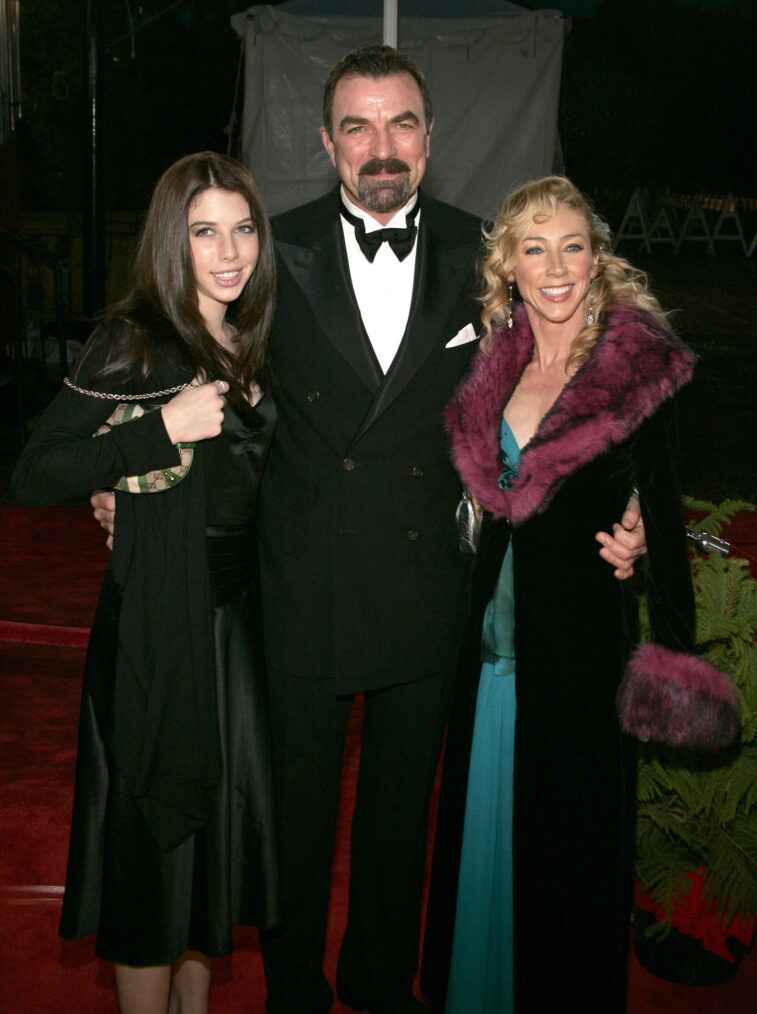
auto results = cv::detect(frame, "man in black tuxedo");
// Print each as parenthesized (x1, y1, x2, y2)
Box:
(255, 46, 644, 1014)
(256, 46, 485, 1014)
(91, 45, 644, 1014)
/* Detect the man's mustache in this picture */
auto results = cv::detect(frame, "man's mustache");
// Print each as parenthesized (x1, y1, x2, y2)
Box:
(359, 158, 411, 177)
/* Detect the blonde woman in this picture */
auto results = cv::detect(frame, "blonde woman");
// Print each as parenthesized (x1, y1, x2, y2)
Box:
(423, 176, 737, 1014)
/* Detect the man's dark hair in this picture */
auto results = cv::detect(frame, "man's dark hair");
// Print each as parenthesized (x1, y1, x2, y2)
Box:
(322, 45, 434, 136)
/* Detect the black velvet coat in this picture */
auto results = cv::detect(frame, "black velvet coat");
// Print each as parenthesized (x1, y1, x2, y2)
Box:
(422, 303, 698, 1012)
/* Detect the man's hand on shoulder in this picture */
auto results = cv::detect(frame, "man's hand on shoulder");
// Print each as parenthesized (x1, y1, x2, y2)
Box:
(91, 489, 116, 551)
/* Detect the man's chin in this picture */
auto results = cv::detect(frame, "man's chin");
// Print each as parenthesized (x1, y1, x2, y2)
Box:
(357, 178, 412, 213)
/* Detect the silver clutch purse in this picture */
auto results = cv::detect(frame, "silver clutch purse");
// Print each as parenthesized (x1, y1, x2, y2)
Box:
(455, 488, 482, 554)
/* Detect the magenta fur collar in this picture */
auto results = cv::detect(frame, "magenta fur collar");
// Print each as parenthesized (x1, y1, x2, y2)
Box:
(445, 303, 695, 524)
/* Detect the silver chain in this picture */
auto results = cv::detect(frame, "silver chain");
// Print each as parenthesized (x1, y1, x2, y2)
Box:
(63, 377, 193, 401)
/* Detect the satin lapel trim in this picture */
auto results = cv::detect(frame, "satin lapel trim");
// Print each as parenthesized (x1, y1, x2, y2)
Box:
(354, 224, 474, 441)
(276, 223, 382, 392)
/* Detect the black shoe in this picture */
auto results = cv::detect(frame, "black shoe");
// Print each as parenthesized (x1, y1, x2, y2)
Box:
(337, 991, 429, 1014)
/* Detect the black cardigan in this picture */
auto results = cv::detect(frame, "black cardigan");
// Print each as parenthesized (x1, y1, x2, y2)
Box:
(12, 329, 221, 851)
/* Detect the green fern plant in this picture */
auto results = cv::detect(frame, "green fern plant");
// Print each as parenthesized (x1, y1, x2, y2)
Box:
(635, 499, 757, 936)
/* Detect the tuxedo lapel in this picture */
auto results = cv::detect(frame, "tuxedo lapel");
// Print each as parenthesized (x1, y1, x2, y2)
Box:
(354, 211, 476, 440)
(277, 217, 382, 392)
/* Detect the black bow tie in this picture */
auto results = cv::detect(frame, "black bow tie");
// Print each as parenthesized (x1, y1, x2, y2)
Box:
(340, 201, 420, 263)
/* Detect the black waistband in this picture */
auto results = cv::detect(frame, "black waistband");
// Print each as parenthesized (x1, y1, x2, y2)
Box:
(205, 525, 256, 605)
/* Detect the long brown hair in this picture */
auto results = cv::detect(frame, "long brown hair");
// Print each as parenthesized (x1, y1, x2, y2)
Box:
(77, 152, 275, 410)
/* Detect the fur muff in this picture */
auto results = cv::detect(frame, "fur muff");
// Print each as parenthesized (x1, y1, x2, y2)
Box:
(445, 303, 696, 524)
(618, 642, 740, 749)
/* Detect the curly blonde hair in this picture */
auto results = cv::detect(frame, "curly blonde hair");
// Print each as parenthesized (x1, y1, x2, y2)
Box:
(480, 176, 670, 369)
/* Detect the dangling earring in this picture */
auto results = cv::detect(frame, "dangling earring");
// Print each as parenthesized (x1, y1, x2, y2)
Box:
(506, 282, 514, 329)
(586, 282, 595, 325)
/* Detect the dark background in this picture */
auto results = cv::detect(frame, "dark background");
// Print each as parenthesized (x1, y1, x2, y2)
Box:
(4, 0, 756, 506)
(17, 0, 757, 213)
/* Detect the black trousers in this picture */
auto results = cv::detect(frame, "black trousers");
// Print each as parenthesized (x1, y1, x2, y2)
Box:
(260, 668, 455, 1014)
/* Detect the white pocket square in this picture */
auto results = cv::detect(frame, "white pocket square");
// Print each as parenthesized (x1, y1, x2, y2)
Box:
(445, 323, 478, 348)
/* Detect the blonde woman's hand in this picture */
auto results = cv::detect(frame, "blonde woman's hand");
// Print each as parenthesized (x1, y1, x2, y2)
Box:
(161, 380, 227, 444)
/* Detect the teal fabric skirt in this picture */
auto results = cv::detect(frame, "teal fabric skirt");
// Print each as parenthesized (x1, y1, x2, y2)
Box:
(446, 416, 519, 1013)
(445, 658, 516, 1014)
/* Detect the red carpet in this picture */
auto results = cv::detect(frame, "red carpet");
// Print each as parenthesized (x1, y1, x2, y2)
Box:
(1, 504, 755, 1012)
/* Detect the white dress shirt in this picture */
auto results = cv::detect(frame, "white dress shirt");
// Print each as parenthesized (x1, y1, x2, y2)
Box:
(340, 186, 420, 374)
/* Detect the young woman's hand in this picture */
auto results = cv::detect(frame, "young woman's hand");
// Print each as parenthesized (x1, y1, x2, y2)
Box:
(161, 380, 227, 444)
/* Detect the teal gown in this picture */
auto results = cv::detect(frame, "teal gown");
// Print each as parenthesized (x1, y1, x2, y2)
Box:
(445, 418, 519, 1014)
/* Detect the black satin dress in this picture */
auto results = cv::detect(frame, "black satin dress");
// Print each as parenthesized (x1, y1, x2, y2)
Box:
(59, 396, 280, 965)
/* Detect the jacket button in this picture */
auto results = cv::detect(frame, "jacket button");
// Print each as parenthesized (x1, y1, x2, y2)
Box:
(406, 529, 419, 541)
(343, 457, 356, 471)
(411, 465, 424, 478)
(307, 390, 320, 403)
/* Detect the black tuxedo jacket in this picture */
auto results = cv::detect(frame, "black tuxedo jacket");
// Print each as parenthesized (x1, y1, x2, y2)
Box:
(257, 187, 482, 693)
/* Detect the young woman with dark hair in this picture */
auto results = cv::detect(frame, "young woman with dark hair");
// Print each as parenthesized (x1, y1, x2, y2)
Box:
(12, 151, 279, 1014)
